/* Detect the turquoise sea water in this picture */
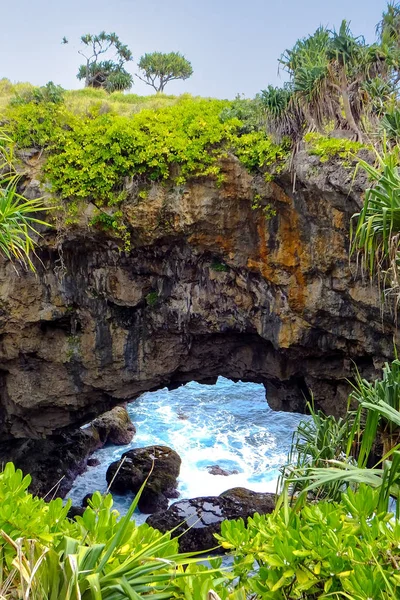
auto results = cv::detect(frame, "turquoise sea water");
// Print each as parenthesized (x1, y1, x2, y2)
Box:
(68, 377, 308, 515)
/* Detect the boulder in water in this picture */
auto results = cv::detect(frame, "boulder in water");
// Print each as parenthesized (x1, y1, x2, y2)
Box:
(106, 445, 181, 513)
(67, 505, 86, 519)
(146, 488, 276, 552)
(92, 406, 136, 445)
(206, 465, 239, 476)
(220, 487, 276, 513)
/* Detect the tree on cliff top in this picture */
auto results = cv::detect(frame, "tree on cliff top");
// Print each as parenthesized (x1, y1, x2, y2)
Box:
(69, 31, 133, 92)
(136, 52, 193, 92)
(262, 19, 393, 141)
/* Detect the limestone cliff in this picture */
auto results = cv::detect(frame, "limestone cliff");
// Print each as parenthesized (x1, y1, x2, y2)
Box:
(0, 151, 395, 448)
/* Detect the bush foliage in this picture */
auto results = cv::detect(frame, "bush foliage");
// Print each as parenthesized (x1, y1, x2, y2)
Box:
(216, 485, 400, 599)
(3, 95, 287, 205)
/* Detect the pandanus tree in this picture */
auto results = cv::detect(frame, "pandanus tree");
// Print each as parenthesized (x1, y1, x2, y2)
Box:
(262, 18, 395, 141)
(376, 2, 400, 85)
(68, 31, 133, 92)
(377, 1, 400, 47)
(136, 52, 193, 93)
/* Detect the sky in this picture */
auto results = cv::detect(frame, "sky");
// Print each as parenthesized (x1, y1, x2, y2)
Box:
(1, 0, 390, 99)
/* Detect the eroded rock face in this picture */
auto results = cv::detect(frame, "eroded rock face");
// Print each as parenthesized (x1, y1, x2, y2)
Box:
(146, 489, 276, 552)
(0, 153, 396, 448)
(1, 428, 102, 497)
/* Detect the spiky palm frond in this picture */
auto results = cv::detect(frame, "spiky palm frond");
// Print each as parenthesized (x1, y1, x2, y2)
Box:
(279, 26, 330, 76)
(275, 18, 396, 141)
(0, 185, 52, 271)
(260, 84, 304, 140)
(381, 107, 400, 141)
(351, 146, 400, 306)
(0, 127, 54, 271)
(377, 1, 400, 46)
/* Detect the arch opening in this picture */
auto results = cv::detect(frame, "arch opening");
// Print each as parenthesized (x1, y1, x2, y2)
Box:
(69, 376, 309, 516)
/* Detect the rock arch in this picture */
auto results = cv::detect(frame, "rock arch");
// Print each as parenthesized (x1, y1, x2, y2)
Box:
(0, 153, 395, 448)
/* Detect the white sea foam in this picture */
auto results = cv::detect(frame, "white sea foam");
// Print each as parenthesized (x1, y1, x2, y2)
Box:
(68, 377, 308, 514)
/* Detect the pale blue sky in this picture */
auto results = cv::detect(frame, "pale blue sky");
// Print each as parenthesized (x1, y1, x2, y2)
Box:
(1, 0, 389, 98)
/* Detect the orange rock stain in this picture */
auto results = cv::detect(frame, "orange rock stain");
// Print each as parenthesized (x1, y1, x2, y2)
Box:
(247, 184, 308, 314)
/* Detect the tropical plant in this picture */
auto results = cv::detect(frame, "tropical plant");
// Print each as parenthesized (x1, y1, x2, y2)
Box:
(42, 97, 285, 204)
(10, 81, 65, 106)
(260, 84, 302, 141)
(0, 463, 230, 599)
(349, 358, 400, 465)
(6, 100, 72, 149)
(351, 144, 400, 305)
(279, 26, 331, 134)
(220, 95, 265, 134)
(283, 357, 400, 513)
(378, 2, 400, 42)
(216, 484, 400, 599)
(280, 401, 355, 501)
(362, 77, 395, 118)
(304, 132, 365, 163)
(265, 16, 397, 142)
(136, 52, 193, 92)
(66, 31, 133, 92)
(0, 129, 52, 270)
(0, 185, 51, 271)
(381, 105, 400, 141)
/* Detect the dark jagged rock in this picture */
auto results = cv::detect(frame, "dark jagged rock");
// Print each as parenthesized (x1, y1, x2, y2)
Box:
(81, 493, 94, 507)
(91, 405, 136, 445)
(146, 489, 276, 552)
(106, 445, 181, 513)
(0, 427, 101, 497)
(220, 487, 276, 513)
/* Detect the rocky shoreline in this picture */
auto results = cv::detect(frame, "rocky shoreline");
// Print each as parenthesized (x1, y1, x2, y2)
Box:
(0, 405, 135, 497)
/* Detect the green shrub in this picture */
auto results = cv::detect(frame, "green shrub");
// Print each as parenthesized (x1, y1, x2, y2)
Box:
(10, 81, 65, 106)
(6, 102, 73, 148)
(4, 94, 287, 205)
(220, 94, 265, 133)
(233, 130, 289, 172)
(216, 485, 400, 599)
(43, 98, 240, 202)
(210, 260, 229, 272)
(89, 211, 119, 231)
(304, 132, 365, 163)
(145, 291, 158, 306)
(0, 463, 230, 599)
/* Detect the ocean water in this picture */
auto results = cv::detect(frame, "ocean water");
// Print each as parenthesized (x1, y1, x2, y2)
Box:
(68, 377, 308, 515)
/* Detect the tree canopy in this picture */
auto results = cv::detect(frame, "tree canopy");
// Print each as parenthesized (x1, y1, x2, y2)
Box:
(136, 52, 193, 92)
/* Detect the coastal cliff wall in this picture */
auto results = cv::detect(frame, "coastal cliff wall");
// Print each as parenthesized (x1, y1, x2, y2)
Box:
(0, 151, 395, 443)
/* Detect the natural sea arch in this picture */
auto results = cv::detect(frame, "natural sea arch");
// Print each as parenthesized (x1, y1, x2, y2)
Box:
(0, 154, 395, 453)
